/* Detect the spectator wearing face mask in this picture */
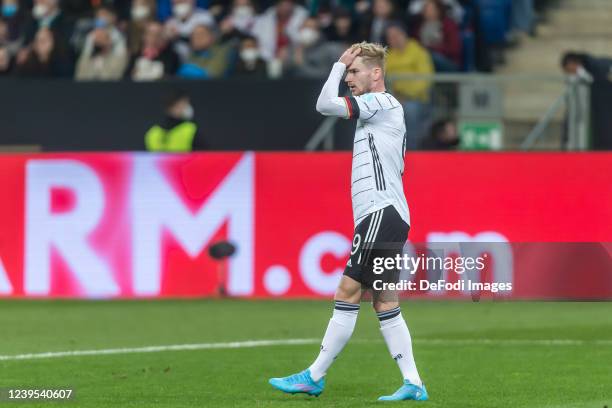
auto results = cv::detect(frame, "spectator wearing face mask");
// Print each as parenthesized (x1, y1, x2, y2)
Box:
(177, 23, 230, 79)
(1, 0, 26, 49)
(286, 16, 343, 78)
(156, 0, 214, 21)
(71, 4, 124, 53)
(126, 20, 179, 81)
(218, 0, 257, 42)
(412, 0, 461, 72)
(93, 6, 124, 46)
(233, 34, 267, 78)
(251, 0, 308, 62)
(22, 0, 73, 49)
(164, 0, 215, 61)
(75, 20, 128, 80)
(0, 0, 18, 21)
(127, 0, 157, 56)
(15, 26, 71, 77)
(145, 89, 206, 152)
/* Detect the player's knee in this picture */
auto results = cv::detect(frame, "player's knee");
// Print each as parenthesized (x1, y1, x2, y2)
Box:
(334, 287, 359, 303)
(372, 300, 399, 313)
(334, 288, 360, 304)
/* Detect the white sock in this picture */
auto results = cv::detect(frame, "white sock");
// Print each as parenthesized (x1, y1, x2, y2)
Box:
(378, 307, 422, 386)
(308, 301, 359, 381)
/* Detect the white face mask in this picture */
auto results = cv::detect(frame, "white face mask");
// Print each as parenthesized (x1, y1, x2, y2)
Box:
(240, 48, 259, 63)
(576, 66, 593, 82)
(32, 3, 49, 19)
(181, 104, 194, 120)
(132, 5, 151, 21)
(298, 28, 319, 46)
(173, 3, 192, 19)
(233, 5, 254, 19)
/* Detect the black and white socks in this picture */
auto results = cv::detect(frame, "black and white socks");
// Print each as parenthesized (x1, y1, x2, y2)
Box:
(378, 307, 422, 386)
(308, 302, 422, 386)
(308, 301, 360, 382)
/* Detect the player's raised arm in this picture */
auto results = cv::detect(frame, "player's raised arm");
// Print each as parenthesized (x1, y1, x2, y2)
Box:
(315, 46, 361, 118)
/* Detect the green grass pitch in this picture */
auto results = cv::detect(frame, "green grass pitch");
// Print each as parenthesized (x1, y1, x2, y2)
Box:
(0, 299, 610, 407)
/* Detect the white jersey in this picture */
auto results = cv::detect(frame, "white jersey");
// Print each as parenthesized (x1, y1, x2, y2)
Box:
(316, 62, 410, 228)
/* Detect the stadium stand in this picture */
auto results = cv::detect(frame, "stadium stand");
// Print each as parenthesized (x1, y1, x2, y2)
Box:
(0, 0, 547, 80)
(0, 0, 609, 151)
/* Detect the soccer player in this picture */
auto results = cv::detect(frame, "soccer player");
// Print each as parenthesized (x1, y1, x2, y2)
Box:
(268, 42, 428, 401)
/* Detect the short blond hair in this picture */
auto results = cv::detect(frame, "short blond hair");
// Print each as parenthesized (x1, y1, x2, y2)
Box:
(350, 41, 387, 72)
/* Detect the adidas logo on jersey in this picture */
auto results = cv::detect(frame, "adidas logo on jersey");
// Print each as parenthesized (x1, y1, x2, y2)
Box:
(347, 259, 352, 267)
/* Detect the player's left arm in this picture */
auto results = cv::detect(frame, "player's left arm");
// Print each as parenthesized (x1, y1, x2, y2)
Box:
(315, 62, 357, 119)
(316, 46, 362, 119)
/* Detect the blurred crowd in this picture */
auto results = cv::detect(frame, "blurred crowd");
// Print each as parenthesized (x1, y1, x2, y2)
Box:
(0, 0, 540, 81)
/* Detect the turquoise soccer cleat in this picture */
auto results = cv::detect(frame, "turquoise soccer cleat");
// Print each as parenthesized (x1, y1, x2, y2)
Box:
(378, 380, 428, 401)
(268, 369, 325, 397)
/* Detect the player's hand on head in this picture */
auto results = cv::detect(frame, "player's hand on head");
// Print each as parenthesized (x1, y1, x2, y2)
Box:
(339, 46, 361, 67)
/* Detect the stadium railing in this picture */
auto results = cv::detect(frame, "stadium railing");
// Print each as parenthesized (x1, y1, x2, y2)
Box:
(306, 73, 591, 151)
